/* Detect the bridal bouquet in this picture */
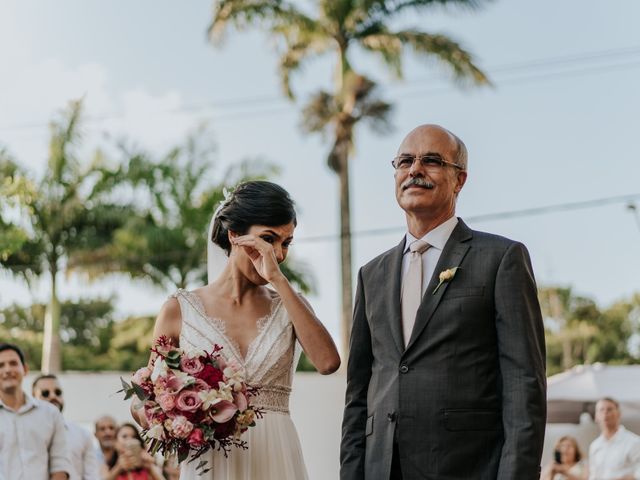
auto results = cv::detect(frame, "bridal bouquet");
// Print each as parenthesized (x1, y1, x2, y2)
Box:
(120, 336, 261, 469)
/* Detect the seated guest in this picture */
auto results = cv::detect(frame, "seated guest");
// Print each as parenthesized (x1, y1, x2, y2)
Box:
(101, 423, 164, 480)
(541, 435, 587, 480)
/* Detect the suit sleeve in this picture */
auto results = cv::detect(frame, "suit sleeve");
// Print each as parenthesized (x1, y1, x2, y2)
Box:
(340, 268, 373, 480)
(494, 242, 547, 480)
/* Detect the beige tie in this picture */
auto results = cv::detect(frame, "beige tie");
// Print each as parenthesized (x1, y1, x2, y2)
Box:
(401, 240, 431, 347)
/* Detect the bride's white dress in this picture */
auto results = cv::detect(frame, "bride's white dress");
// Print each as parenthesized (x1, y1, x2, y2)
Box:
(171, 289, 309, 480)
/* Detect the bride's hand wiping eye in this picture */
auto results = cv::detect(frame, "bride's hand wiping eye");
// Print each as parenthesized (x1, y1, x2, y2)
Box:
(231, 234, 287, 284)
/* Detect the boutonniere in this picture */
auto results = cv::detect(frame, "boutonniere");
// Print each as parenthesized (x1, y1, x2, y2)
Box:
(432, 267, 460, 295)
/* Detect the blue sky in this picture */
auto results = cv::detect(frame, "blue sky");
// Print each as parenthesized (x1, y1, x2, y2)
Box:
(1, 0, 639, 346)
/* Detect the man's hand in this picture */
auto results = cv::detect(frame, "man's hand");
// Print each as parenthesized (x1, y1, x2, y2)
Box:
(50, 472, 68, 480)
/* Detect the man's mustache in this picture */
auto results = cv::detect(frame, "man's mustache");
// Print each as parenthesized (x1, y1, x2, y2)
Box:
(402, 177, 434, 190)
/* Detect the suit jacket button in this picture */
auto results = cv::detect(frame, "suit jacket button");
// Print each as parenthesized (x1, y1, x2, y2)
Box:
(387, 412, 396, 422)
(399, 364, 409, 374)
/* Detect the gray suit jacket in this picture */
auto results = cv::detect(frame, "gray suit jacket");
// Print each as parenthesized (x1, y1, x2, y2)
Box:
(340, 219, 546, 480)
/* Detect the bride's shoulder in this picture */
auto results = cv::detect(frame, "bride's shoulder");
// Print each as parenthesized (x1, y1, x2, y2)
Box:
(154, 294, 184, 339)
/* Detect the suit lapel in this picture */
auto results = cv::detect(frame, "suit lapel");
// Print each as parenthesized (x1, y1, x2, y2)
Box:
(405, 219, 473, 352)
(382, 237, 406, 356)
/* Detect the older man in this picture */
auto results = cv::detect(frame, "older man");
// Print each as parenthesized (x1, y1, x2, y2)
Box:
(0, 343, 70, 480)
(33, 374, 100, 480)
(589, 397, 640, 480)
(94, 415, 118, 471)
(341, 124, 547, 479)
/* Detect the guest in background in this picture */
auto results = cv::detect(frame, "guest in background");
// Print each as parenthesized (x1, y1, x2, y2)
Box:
(33, 374, 101, 480)
(101, 423, 164, 480)
(541, 436, 587, 480)
(589, 397, 640, 480)
(0, 342, 70, 480)
(95, 416, 118, 471)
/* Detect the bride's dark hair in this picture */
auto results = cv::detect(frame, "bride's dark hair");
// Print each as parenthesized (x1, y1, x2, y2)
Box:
(211, 181, 297, 255)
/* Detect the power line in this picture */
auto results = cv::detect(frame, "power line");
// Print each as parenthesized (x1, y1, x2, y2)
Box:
(4, 193, 639, 269)
(1, 45, 639, 133)
(299, 192, 640, 243)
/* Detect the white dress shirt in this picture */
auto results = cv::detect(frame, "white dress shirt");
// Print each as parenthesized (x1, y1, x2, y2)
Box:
(402, 216, 459, 296)
(0, 393, 71, 479)
(589, 425, 640, 480)
(66, 420, 101, 480)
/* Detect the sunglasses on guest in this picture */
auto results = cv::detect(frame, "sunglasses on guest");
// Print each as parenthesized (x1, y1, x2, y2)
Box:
(39, 388, 63, 398)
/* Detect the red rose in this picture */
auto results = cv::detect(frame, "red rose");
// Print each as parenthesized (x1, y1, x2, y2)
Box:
(187, 428, 206, 447)
(214, 419, 236, 440)
(197, 364, 224, 387)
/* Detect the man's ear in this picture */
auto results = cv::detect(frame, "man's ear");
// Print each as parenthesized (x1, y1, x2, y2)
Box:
(454, 171, 467, 194)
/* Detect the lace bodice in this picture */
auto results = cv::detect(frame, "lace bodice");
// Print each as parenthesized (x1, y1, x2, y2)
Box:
(171, 289, 301, 414)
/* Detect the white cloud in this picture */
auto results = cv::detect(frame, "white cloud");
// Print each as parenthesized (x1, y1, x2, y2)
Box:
(0, 57, 201, 174)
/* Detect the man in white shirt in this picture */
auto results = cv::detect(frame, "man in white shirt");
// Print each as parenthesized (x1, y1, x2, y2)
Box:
(589, 397, 640, 480)
(32, 374, 100, 480)
(0, 343, 71, 480)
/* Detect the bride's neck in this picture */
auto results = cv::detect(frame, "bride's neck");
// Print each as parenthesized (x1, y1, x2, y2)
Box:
(211, 264, 262, 305)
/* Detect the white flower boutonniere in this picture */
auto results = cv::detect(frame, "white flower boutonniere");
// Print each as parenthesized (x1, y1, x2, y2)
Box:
(432, 267, 460, 295)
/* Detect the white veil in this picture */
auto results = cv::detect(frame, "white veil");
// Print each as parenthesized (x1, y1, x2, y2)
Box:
(207, 199, 230, 284)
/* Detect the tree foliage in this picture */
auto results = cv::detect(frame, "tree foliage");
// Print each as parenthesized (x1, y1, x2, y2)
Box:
(540, 287, 640, 375)
(0, 100, 136, 372)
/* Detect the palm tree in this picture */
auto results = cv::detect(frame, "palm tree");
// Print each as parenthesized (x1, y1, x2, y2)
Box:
(209, 0, 491, 356)
(73, 129, 315, 293)
(0, 100, 133, 373)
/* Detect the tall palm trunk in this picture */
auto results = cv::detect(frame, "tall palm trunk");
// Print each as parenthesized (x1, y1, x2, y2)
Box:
(338, 153, 353, 359)
(336, 44, 354, 360)
(42, 265, 62, 373)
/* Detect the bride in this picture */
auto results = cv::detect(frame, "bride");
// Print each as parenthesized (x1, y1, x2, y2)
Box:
(133, 180, 340, 479)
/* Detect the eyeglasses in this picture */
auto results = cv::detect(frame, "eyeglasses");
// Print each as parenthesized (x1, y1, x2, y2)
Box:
(40, 388, 63, 398)
(391, 154, 464, 171)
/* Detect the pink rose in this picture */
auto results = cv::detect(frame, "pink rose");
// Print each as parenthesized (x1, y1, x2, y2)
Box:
(144, 401, 165, 425)
(180, 356, 204, 375)
(155, 373, 185, 396)
(157, 393, 176, 412)
(193, 379, 210, 392)
(187, 428, 206, 447)
(170, 415, 194, 439)
(176, 389, 203, 413)
(132, 367, 151, 385)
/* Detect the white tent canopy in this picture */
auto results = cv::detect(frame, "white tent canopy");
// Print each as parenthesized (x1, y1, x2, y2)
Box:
(542, 364, 640, 465)
(547, 364, 640, 424)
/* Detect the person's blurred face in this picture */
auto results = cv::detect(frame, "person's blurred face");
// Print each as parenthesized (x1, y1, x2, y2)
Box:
(33, 377, 64, 411)
(558, 439, 578, 464)
(595, 399, 621, 431)
(394, 125, 466, 219)
(116, 425, 140, 453)
(230, 223, 295, 285)
(0, 349, 28, 395)
(95, 416, 117, 450)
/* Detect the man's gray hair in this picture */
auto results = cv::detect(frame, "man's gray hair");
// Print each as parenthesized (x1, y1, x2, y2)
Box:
(450, 131, 468, 170)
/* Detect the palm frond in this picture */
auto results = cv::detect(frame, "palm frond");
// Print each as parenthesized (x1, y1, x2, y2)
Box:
(209, 0, 314, 44)
(393, 29, 490, 85)
(351, 0, 488, 35)
(300, 91, 337, 134)
(47, 99, 83, 184)
(358, 29, 403, 78)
